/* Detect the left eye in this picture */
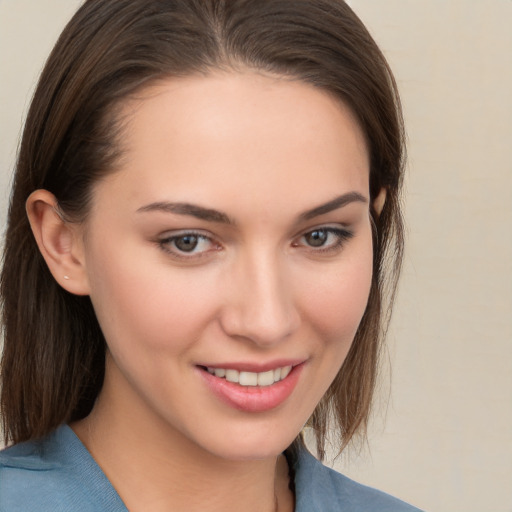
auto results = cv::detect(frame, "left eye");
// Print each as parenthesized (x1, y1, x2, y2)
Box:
(303, 229, 330, 247)
(297, 228, 353, 250)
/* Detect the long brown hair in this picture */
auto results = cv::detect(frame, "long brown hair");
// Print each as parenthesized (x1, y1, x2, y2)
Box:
(1, 0, 405, 456)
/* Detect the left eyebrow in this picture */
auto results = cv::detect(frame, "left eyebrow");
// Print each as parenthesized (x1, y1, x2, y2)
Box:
(298, 191, 367, 221)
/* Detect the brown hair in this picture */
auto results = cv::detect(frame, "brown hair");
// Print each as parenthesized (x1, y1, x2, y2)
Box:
(1, 0, 405, 456)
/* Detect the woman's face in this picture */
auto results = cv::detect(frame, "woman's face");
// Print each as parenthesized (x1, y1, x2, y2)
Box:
(79, 72, 373, 460)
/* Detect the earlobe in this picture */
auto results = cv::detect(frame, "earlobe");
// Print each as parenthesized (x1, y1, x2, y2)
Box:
(26, 190, 90, 295)
(373, 188, 387, 216)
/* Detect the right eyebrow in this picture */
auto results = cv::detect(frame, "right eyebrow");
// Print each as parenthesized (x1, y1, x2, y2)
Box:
(136, 202, 234, 225)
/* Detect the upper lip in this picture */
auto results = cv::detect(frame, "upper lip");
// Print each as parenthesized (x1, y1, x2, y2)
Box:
(197, 359, 306, 373)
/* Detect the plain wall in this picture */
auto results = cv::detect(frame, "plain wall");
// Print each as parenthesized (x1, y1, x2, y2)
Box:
(1, 2, 511, 511)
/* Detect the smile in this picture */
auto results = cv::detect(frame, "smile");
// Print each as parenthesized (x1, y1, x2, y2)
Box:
(205, 366, 292, 387)
(199, 362, 305, 412)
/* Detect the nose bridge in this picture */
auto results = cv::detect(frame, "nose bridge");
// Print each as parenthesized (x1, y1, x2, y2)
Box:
(220, 244, 299, 345)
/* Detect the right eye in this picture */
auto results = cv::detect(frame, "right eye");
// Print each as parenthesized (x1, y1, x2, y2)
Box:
(158, 231, 220, 259)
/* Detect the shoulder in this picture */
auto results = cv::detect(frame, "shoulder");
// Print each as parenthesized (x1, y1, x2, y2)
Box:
(0, 434, 66, 512)
(0, 428, 88, 512)
(291, 446, 424, 512)
(0, 426, 127, 512)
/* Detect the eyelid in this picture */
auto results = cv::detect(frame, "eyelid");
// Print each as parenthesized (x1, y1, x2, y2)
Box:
(292, 225, 354, 252)
(157, 229, 221, 260)
(158, 228, 211, 239)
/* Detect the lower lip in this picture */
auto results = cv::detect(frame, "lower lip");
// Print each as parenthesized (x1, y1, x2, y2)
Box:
(198, 364, 304, 412)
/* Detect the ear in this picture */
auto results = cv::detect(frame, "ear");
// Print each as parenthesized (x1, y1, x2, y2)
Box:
(26, 189, 90, 295)
(373, 187, 387, 216)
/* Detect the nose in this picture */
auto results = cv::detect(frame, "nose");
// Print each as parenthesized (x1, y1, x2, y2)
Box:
(219, 249, 300, 347)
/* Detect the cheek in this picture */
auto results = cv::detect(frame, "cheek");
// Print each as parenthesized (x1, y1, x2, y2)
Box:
(85, 242, 221, 358)
(300, 251, 373, 346)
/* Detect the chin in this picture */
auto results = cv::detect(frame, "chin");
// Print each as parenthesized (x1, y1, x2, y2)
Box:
(211, 442, 293, 462)
(192, 422, 301, 461)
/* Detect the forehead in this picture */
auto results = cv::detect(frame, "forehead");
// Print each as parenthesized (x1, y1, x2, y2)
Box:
(94, 72, 370, 217)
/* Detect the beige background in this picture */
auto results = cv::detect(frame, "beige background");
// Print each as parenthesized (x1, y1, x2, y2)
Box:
(1, 1, 511, 511)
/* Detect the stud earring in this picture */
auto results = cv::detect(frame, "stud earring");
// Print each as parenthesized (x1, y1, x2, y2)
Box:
(63, 275, 70, 280)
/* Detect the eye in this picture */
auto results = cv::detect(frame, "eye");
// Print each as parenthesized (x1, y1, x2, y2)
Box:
(158, 231, 219, 258)
(294, 227, 353, 252)
(173, 234, 202, 252)
(303, 229, 330, 247)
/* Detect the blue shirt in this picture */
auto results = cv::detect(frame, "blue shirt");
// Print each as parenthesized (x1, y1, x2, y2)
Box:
(0, 425, 422, 511)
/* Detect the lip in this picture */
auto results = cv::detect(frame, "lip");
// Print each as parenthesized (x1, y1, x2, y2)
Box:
(197, 361, 306, 412)
(196, 358, 306, 373)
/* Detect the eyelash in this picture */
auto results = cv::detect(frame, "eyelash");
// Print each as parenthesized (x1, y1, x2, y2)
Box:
(293, 227, 354, 253)
(158, 231, 218, 260)
(157, 227, 353, 260)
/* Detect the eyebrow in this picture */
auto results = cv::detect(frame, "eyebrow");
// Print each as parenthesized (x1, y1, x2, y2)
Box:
(298, 191, 367, 221)
(136, 191, 367, 224)
(137, 202, 233, 224)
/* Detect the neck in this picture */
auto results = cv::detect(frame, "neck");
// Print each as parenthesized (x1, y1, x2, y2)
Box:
(72, 374, 294, 512)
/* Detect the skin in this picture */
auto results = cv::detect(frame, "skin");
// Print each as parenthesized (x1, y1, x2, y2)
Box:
(27, 71, 375, 512)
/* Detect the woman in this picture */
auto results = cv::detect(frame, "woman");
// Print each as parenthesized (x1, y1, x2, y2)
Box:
(0, 1, 421, 510)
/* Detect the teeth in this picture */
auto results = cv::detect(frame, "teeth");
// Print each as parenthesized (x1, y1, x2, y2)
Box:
(257, 370, 274, 387)
(206, 365, 294, 387)
(239, 371, 258, 386)
(281, 366, 292, 379)
(225, 369, 239, 383)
